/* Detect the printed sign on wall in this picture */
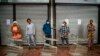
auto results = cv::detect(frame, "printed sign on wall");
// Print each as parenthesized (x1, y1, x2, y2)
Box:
(6, 19, 10, 25)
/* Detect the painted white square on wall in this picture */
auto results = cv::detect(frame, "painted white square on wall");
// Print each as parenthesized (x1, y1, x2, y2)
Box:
(78, 19, 81, 25)
(6, 19, 10, 25)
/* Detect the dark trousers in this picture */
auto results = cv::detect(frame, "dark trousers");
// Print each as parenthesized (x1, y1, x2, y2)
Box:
(61, 37, 69, 45)
(45, 34, 51, 44)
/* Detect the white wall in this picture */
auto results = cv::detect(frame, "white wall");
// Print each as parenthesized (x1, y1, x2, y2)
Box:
(56, 6, 98, 44)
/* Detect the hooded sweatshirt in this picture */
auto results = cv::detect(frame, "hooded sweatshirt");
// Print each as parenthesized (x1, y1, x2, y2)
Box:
(43, 20, 51, 35)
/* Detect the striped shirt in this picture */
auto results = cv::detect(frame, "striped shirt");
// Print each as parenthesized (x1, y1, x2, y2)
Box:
(59, 26, 70, 38)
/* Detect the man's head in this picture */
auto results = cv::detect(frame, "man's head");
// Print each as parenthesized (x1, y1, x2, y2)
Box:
(46, 20, 50, 24)
(13, 21, 18, 26)
(27, 18, 31, 24)
(90, 19, 93, 24)
(63, 21, 67, 26)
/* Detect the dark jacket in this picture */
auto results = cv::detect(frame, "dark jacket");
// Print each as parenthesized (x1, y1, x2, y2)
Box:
(43, 20, 51, 35)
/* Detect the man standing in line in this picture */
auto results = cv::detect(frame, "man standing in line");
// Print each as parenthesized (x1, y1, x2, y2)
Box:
(26, 18, 36, 48)
(87, 19, 95, 50)
(59, 21, 70, 46)
(43, 20, 51, 46)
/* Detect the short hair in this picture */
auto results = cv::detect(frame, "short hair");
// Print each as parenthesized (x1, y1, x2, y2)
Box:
(63, 21, 67, 24)
(27, 18, 31, 22)
(13, 21, 18, 24)
(90, 19, 93, 22)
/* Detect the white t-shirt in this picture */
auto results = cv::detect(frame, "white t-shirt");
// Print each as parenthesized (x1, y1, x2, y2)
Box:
(26, 23, 35, 35)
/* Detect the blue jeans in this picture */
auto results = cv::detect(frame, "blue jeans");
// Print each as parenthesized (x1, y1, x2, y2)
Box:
(61, 37, 69, 45)
(27, 34, 36, 47)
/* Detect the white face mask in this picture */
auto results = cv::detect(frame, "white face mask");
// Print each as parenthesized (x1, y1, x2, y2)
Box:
(62, 24, 64, 26)
(47, 22, 50, 24)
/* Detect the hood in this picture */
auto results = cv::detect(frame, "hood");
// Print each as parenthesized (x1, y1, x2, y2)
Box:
(45, 20, 49, 24)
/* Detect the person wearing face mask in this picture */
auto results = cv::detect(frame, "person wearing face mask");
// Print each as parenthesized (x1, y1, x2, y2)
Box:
(87, 19, 95, 50)
(59, 21, 70, 46)
(43, 20, 51, 46)
(26, 18, 36, 48)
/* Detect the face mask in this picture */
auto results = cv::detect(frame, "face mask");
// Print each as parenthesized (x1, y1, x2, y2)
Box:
(47, 22, 50, 24)
(62, 24, 64, 26)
